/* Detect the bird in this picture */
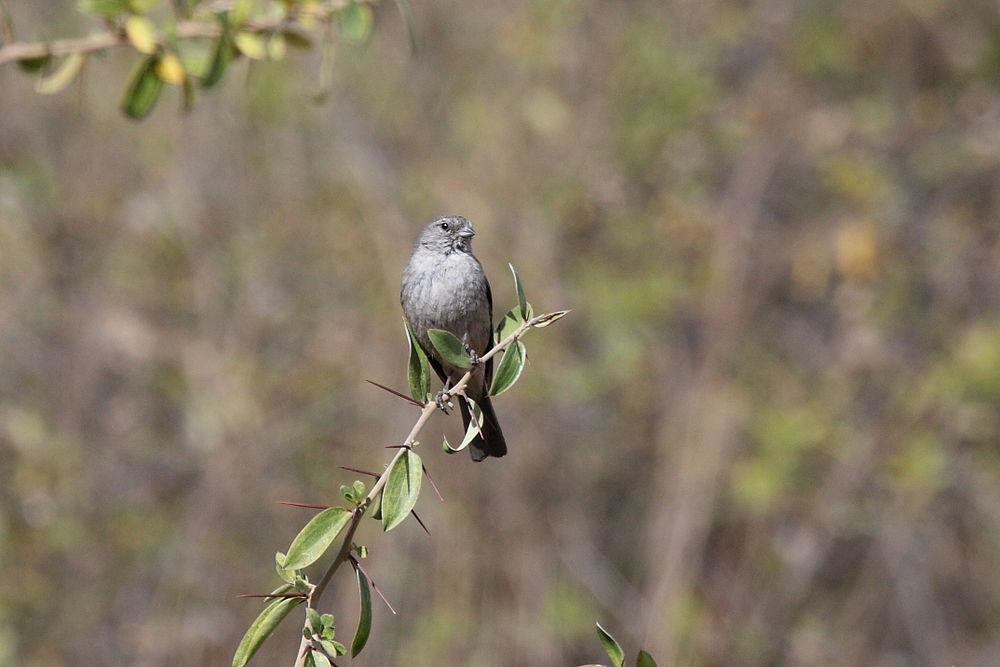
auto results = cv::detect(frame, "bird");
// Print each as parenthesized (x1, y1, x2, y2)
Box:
(400, 215, 507, 461)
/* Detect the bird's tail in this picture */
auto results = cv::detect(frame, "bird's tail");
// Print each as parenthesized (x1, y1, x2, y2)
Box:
(460, 394, 507, 461)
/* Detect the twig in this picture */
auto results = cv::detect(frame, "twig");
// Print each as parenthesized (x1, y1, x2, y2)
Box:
(0, 0, 363, 66)
(291, 313, 548, 667)
(238, 593, 307, 599)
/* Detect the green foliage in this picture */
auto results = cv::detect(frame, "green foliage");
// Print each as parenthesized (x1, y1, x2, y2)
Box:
(496, 305, 529, 344)
(442, 397, 483, 454)
(406, 321, 431, 402)
(232, 596, 303, 667)
(489, 340, 526, 396)
(509, 262, 529, 320)
(121, 55, 164, 119)
(427, 328, 472, 369)
(306, 650, 331, 667)
(380, 449, 422, 532)
(12, 0, 391, 119)
(593, 623, 659, 667)
(283, 507, 352, 571)
(596, 622, 625, 667)
(202, 22, 236, 88)
(340, 480, 366, 505)
(351, 563, 373, 657)
(338, 3, 374, 44)
(302, 608, 345, 664)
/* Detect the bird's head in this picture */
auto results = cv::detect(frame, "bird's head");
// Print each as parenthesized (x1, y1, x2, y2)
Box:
(418, 215, 476, 253)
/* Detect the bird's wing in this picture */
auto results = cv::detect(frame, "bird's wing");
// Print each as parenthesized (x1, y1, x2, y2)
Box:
(484, 275, 495, 388)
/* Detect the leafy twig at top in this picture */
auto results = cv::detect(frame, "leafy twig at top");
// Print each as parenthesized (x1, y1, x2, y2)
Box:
(0, 0, 386, 120)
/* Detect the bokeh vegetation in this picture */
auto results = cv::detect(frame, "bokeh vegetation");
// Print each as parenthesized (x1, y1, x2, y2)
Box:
(1, 0, 998, 665)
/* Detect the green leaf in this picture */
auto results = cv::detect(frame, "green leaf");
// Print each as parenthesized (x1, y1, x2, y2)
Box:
(275, 552, 294, 583)
(309, 651, 332, 667)
(323, 639, 347, 656)
(442, 398, 483, 454)
(121, 55, 163, 119)
(405, 321, 430, 402)
(321, 613, 335, 633)
(78, 0, 128, 18)
(427, 329, 472, 369)
(269, 582, 294, 596)
(596, 622, 625, 667)
(17, 55, 51, 73)
(489, 341, 526, 396)
(370, 491, 382, 520)
(495, 307, 524, 344)
(338, 2, 373, 43)
(381, 449, 422, 532)
(232, 596, 302, 667)
(284, 507, 352, 571)
(307, 607, 322, 633)
(636, 650, 658, 667)
(351, 563, 373, 657)
(35, 54, 85, 95)
(201, 20, 235, 88)
(509, 263, 528, 320)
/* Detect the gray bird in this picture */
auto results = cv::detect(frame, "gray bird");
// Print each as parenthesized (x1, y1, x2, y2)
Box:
(401, 215, 507, 461)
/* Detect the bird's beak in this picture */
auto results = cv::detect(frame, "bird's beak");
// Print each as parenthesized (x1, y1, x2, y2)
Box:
(458, 223, 475, 239)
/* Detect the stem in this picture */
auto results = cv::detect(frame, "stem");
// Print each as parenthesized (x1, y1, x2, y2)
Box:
(0, 0, 367, 66)
(291, 314, 541, 667)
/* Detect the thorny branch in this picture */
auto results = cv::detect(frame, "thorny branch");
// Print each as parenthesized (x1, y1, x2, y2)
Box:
(291, 312, 558, 667)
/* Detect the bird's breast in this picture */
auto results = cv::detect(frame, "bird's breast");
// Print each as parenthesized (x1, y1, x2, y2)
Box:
(401, 250, 491, 363)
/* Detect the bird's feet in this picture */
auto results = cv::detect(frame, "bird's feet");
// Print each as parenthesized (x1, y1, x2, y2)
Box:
(434, 388, 453, 414)
(461, 333, 481, 366)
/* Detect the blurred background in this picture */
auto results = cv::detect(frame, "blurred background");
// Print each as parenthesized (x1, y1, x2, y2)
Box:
(1, 1, 999, 665)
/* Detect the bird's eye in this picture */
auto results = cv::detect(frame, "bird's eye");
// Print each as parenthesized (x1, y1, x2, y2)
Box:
(440, 221, 450, 230)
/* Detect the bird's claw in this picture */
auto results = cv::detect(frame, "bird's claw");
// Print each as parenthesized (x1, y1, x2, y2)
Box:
(461, 333, 481, 366)
(434, 389, 453, 414)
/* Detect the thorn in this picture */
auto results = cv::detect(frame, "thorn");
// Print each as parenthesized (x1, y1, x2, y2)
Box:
(412, 510, 431, 536)
(422, 463, 444, 502)
(384, 444, 411, 449)
(352, 557, 397, 615)
(365, 379, 423, 407)
(338, 465, 380, 478)
(278, 501, 331, 510)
